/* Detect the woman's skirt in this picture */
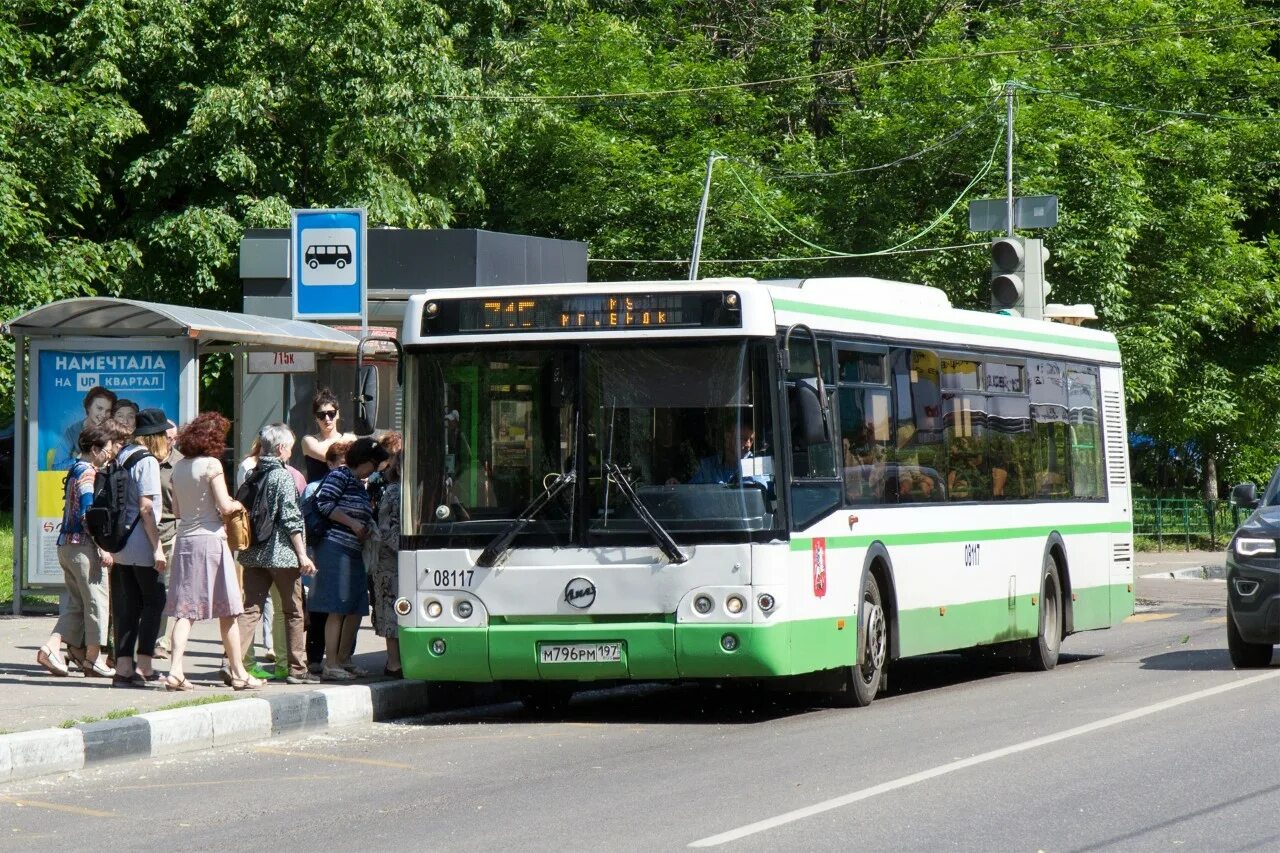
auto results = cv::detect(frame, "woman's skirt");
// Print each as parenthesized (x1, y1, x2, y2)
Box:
(163, 533, 243, 620)
(310, 539, 369, 616)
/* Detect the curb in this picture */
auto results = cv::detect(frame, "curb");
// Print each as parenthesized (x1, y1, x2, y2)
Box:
(0, 680, 453, 785)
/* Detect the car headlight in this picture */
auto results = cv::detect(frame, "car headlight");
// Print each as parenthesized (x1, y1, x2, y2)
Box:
(1234, 537, 1276, 557)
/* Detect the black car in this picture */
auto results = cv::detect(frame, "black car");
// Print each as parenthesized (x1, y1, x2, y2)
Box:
(1226, 475, 1280, 667)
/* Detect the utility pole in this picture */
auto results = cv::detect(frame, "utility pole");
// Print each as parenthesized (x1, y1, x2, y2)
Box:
(1005, 82, 1015, 239)
(689, 153, 725, 281)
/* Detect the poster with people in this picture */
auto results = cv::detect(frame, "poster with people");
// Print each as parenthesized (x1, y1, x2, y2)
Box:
(28, 347, 183, 584)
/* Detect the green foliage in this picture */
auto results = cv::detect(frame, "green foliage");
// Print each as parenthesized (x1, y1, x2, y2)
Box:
(0, 0, 1277, 494)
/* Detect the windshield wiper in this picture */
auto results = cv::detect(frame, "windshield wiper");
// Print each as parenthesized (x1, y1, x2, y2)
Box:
(604, 462, 689, 564)
(475, 471, 577, 568)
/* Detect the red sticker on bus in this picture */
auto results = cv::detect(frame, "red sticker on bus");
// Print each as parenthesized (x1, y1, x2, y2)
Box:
(812, 538, 827, 598)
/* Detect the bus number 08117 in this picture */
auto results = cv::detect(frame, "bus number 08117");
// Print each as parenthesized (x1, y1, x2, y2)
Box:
(431, 569, 475, 588)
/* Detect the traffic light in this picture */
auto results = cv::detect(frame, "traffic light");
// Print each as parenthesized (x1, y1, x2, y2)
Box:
(990, 237, 1050, 320)
(1022, 238, 1050, 321)
(990, 236, 1025, 316)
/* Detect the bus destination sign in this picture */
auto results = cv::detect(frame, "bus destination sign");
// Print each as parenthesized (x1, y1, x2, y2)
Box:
(423, 292, 742, 335)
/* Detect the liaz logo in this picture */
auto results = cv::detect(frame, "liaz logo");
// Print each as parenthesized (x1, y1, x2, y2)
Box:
(812, 538, 827, 598)
(564, 577, 597, 609)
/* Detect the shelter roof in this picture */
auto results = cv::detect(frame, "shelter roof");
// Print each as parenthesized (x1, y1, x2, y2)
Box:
(3, 298, 359, 354)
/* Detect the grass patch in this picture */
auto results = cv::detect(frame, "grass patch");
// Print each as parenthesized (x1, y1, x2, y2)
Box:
(56, 694, 239, 728)
(157, 695, 236, 712)
(60, 707, 141, 728)
(0, 511, 69, 610)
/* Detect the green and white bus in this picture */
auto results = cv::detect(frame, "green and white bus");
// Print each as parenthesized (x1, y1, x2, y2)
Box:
(394, 277, 1133, 707)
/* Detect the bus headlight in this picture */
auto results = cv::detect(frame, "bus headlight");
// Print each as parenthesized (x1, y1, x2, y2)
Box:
(394, 597, 412, 616)
(725, 594, 745, 614)
(430, 639, 447, 655)
(1234, 537, 1276, 557)
(455, 600, 474, 619)
(757, 593, 776, 613)
(721, 633, 739, 651)
(694, 594, 714, 614)
(425, 599, 443, 618)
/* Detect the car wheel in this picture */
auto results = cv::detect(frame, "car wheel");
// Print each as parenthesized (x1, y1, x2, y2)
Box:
(832, 571, 888, 707)
(1227, 602, 1274, 668)
(1019, 554, 1062, 672)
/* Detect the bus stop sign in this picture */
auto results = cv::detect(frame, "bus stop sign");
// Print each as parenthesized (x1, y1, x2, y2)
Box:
(291, 208, 366, 321)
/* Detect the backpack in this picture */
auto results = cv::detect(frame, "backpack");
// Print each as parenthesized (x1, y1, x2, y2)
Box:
(300, 476, 332, 542)
(84, 447, 154, 553)
(234, 466, 276, 546)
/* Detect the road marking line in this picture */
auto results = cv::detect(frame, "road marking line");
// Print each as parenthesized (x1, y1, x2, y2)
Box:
(688, 669, 1280, 848)
(253, 747, 414, 769)
(108, 774, 336, 791)
(1124, 612, 1175, 622)
(0, 796, 115, 818)
(1203, 616, 1227, 624)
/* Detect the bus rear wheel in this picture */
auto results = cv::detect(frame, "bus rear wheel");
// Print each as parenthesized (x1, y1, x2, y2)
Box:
(1020, 555, 1063, 672)
(834, 571, 888, 707)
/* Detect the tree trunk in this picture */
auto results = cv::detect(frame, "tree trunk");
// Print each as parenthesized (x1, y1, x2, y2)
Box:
(1201, 451, 1217, 501)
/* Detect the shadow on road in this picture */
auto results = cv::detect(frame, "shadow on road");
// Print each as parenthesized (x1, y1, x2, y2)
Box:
(1140, 648, 1275, 671)
(403, 650, 1105, 727)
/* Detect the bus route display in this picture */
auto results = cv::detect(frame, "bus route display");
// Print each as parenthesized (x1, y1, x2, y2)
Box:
(422, 291, 742, 335)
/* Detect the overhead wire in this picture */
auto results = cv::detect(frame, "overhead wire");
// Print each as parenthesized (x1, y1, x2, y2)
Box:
(720, 117, 1004, 259)
(755, 97, 1001, 179)
(1014, 82, 1280, 123)
(424, 17, 1279, 103)
(587, 242, 989, 265)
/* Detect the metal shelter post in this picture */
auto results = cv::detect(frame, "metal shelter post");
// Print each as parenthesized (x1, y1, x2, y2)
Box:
(11, 333, 24, 615)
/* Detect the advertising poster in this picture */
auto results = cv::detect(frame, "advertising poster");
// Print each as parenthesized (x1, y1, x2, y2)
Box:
(28, 347, 183, 585)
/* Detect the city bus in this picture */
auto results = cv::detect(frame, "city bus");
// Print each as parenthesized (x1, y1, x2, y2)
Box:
(393, 277, 1133, 708)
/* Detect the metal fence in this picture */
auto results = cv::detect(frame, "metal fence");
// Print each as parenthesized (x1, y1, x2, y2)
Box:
(1131, 498, 1240, 551)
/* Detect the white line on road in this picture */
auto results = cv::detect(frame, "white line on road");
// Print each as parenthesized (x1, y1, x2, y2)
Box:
(689, 669, 1280, 848)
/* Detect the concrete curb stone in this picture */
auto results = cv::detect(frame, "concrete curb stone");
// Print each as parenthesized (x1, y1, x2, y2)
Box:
(77, 717, 150, 765)
(140, 706, 213, 757)
(6, 729, 84, 782)
(0, 678, 490, 787)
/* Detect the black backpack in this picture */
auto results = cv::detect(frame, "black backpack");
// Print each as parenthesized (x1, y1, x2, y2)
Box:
(84, 448, 154, 553)
(234, 466, 276, 546)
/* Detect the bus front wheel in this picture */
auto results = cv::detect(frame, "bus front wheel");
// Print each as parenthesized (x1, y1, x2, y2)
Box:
(834, 571, 888, 707)
(1021, 555, 1063, 671)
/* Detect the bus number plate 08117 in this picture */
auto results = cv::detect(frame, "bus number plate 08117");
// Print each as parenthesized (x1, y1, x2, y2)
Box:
(538, 643, 623, 664)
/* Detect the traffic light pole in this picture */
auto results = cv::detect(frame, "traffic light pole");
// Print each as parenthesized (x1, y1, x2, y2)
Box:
(1005, 82, 1015, 239)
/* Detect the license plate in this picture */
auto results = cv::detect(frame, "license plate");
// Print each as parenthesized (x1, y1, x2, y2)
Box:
(538, 642, 622, 664)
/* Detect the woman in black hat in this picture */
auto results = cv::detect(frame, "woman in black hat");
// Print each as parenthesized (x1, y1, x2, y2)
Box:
(107, 407, 170, 687)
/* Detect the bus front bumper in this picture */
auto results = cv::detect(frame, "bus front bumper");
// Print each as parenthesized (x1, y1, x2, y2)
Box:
(400, 618, 856, 683)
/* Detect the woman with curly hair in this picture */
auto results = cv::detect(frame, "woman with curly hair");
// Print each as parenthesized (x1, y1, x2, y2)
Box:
(162, 412, 258, 691)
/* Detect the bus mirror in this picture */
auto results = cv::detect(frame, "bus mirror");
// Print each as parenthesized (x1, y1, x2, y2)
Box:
(353, 365, 378, 437)
(794, 380, 829, 446)
(1231, 482, 1258, 509)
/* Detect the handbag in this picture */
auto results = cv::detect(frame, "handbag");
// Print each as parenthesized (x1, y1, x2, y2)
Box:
(224, 507, 251, 552)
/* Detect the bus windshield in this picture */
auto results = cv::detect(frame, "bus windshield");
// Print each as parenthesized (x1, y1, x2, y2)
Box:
(406, 340, 779, 544)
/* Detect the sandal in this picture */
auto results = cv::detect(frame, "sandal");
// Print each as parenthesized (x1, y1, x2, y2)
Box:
(342, 663, 369, 678)
(86, 658, 116, 678)
(112, 673, 139, 688)
(165, 676, 195, 692)
(65, 646, 90, 673)
(36, 646, 70, 677)
(321, 667, 355, 682)
(229, 677, 262, 692)
(382, 666, 403, 679)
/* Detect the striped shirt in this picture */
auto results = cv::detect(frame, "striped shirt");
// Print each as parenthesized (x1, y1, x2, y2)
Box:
(57, 461, 96, 546)
(314, 466, 373, 552)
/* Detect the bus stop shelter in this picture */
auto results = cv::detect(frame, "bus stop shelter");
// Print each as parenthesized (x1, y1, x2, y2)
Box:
(3, 298, 360, 613)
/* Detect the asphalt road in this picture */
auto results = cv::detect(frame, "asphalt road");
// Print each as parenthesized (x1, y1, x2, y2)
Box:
(2, 604, 1276, 853)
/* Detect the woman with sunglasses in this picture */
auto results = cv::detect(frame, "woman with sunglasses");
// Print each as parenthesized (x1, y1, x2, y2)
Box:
(301, 389, 355, 484)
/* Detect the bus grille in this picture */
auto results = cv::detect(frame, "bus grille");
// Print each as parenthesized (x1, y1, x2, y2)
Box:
(1112, 541, 1132, 565)
(1103, 390, 1128, 486)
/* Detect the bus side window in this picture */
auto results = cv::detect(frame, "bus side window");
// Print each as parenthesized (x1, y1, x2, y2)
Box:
(787, 382, 841, 529)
